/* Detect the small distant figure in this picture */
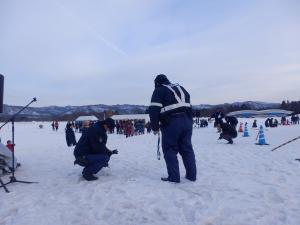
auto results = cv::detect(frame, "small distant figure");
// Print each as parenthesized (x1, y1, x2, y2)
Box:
(75, 122, 80, 132)
(145, 122, 152, 133)
(291, 115, 299, 125)
(116, 121, 121, 134)
(273, 119, 279, 127)
(51, 121, 55, 131)
(200, 119, 208, 128)
(65, 122, 77, 147)
(217, 121, 237, 144)
(238, 122, 244, 132)
(39, 124, 43, 129)
(54, 120, 59, 131)
(281, 116, 286, 125)
(6, 140, 15, 152)
(252, 120, 257, 128)
(81, 120, 90, 136)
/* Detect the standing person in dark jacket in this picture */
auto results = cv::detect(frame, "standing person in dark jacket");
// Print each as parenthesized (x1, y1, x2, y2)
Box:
(65, 122, 77, 147)
(252, 119, 258, 128)
(73, 118, 118, 181)
(149, 74, 196, 183)
(217, 121, 237, 144)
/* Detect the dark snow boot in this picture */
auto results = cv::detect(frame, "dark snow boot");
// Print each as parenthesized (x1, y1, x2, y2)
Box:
(227, 140, 233, 144)
(185, 176, 196, 182)
(161, 177, 169, 182)
(161, 177, 180, 183)
(82, 172, 98, 181)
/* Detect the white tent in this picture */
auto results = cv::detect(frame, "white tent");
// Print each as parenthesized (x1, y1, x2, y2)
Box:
(75, 115, 98, 121)
(111, 114, 150, 122)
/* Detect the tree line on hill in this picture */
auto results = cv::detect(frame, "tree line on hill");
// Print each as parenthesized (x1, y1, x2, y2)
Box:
(280, 100, 300, 114)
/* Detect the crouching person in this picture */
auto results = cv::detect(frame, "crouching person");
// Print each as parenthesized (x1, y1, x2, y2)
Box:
(73, 118, 118, 181)
(217, 121, 237, 144)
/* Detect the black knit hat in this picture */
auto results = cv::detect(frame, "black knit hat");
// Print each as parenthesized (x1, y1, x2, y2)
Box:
(104, 118, 115, 130)
(154, 74, 170, 87)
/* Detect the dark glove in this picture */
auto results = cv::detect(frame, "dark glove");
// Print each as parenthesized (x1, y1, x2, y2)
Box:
(108, 149, 118, 156)
(111, 149, 118, 155)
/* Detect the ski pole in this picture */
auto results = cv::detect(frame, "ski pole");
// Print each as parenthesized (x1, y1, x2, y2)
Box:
(271, 136, 300, 151)
(157, 132, 161, 160)
(255, 130, 259, 141)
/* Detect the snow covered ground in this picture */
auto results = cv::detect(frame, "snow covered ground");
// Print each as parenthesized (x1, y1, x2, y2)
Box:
(0, 119, 300, 225)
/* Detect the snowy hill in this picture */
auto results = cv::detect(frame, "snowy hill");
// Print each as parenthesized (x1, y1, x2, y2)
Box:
(0, 104, 148, 121)
(0, 101, 280, 121)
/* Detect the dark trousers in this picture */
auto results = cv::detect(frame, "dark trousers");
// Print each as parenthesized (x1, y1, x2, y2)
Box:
(161, 114, 197, 182)
(83, 154, 110, 175)
(220, 134, 233, 142)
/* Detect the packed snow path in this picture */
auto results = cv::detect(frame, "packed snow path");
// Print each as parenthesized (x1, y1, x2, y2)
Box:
(1, 120, 300, 225)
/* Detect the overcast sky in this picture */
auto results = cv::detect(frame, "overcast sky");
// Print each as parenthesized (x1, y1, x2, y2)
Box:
(0, 0, 299, 107)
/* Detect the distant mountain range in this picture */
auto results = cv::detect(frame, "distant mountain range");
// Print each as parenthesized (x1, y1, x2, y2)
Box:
(0, 101, 281, 121)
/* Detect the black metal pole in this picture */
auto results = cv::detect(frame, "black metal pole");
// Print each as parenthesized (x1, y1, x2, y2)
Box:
(271, 136, 300, 152)
(0, 178, 9, 193)
(0, 98, 36, 130)
(157, 132, 161, 160)
(11, 118, 16, 178)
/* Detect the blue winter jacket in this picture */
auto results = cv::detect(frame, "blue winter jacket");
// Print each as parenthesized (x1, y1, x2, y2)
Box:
(149, 82, 192, 131)
(74, 121, 110, 157)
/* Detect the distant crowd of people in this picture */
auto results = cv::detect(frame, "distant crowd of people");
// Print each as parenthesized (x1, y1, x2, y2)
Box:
(62, 119, 154, 147)
(193, 118, 209, 128)
(264, 115, 300, 127)
(61, 112, 300, 149)
(291, 115, 300, 124)
(282, 115, 300, 125)
(115, 120, 150, 137)
(265, 118, 279, 127)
